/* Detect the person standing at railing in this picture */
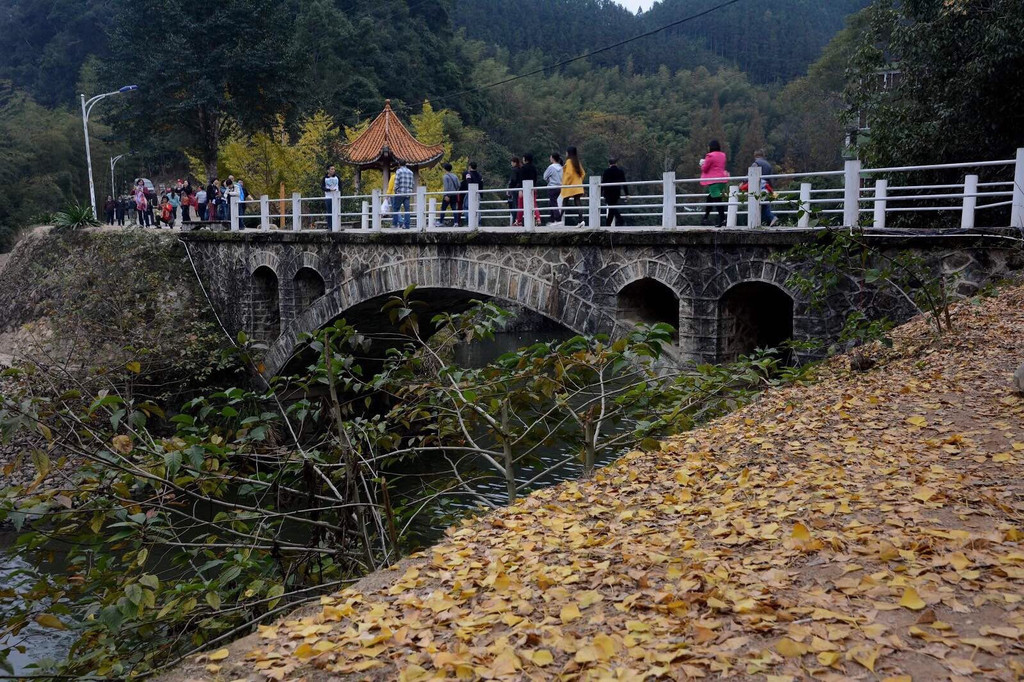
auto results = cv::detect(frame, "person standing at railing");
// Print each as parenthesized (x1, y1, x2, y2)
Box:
(236, 179, 247, 227)
(507, 156, 524, 226)
(601, 158, 628, 227)
(223, 177, 236, 224)
(520, 154, 542, 225)
(207, 178, 221, 222)
(439, 163, 460, 227)
(393, 161, 415, 229)
(699, 140, 728, 227)
(196, 185, 208, 221)
(544, 153, 563, 225)
(322, 165, 339, 230)
(169, 187, 181, 227)
(457, 162, 483, 228)
(753, 150, 779, 227)
(561, 146, 586, 227)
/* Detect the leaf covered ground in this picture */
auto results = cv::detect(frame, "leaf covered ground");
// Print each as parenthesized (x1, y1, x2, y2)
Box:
(172, 284, 1024, 682)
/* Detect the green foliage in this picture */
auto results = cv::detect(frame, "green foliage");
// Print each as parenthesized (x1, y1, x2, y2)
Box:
(786, 216, 955, 347)
(848, 0, 1024, 167)
(453, 0, 870, 84)
(101, 0, 299, 180)
(0, 83, 109, 250)
(51, 202, 100, 232)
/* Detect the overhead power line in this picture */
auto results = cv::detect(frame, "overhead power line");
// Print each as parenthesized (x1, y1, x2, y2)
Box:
(433, 0, 746, 104)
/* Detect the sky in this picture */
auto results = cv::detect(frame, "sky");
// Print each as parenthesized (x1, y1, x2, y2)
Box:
(614, 0, 656, 11)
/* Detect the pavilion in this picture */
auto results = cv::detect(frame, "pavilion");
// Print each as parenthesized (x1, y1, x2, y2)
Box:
(340, 99, 445, 193)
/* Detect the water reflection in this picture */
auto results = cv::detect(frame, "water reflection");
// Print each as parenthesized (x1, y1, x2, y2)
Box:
(0, 542, 75, 677)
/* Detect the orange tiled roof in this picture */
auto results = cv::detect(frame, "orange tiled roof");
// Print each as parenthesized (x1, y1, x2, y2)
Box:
(341, 100, 445, 169)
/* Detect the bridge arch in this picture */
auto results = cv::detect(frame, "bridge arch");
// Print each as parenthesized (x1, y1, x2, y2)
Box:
(260, 256, 614, 377)
(604, 260, 697, 357)
(293, 267, 327, 313)
(247, 249, 281, 276)
(698, 259, 804, 363)
(248, 265, 281, 342)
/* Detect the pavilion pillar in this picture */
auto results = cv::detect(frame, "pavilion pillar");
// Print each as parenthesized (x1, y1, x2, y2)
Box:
(354, 168, 362, 194)
(382, 165, 391, 193)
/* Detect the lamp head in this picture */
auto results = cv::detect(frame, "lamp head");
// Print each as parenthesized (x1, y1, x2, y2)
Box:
(119, 85, 139, 93)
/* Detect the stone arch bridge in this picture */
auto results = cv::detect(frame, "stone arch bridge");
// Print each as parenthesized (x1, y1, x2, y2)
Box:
(178, 229, 1022, 378)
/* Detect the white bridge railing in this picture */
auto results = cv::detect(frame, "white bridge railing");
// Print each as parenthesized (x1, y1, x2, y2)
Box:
(227, 148, 1024, 233)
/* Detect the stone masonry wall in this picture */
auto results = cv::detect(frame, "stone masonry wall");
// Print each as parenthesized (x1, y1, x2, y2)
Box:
(178, 229, 1023, 377)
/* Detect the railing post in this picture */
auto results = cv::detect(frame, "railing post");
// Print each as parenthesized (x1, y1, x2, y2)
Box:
(843, 159, 862, 227)
(291, 192, 301, 231)
(588, 175, 601, 229)
(747, 164, 761, 228)
(961, 174, 978, 229)
(662, 171, 676, 230)
(873, 179, 888, 228)
(523, 180, 536, 231)
(331, 190, 341, 232)
(468, 183, 480, 229)
(726, 184, 739, 228)
(371, 189, 381, 231)
(428, 196, 437, 229)
(259, 195, 270, 230)
(361, 200, 369, 230)
(229, 194, 239, 231)
(1010, 147, 1024, 228)
(415, 185, 427, 232)
(798, 182, 812, 228)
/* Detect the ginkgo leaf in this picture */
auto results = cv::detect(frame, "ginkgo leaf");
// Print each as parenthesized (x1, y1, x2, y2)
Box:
(560, 603, 581, 623)
(35, 614, 66, 630)
(775, 638, 808, 658)
(906, 415, 928, 427)
(791, 522, 811, 541)
(531, 649, 554, 666)
(899, 587, 927, 610)
(208, 648, 230, 661)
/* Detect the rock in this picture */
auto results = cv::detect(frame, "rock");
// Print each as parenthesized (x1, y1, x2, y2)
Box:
(1015, 362, 1024, 394)
(849, 351, 876, 373)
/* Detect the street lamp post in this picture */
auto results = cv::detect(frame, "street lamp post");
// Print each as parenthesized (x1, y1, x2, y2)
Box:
(110, 153, 130, 198)
(80, 85, 138, 218)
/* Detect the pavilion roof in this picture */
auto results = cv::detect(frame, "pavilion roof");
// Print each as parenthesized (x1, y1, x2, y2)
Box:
(340, 100, 444, 169)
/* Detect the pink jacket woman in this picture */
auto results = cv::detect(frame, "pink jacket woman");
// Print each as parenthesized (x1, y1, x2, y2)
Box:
(699, 148, 728, 186)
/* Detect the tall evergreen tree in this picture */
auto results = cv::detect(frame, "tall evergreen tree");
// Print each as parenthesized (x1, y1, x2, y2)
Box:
(101, 0, 297, 180)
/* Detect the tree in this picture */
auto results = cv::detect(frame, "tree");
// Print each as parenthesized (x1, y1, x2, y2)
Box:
(101, 0, 298, 181)
(848, 0, 1024, 167)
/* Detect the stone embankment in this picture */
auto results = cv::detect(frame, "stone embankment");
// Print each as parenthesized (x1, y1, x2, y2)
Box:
(163, 283, 1024, 681)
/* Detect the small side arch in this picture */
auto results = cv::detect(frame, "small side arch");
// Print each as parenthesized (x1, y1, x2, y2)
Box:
(249, 265, 281, 342)
(294, 267, 327, 313)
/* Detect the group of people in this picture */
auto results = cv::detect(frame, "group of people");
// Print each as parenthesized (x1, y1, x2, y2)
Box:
(371, 146, 628, 229)
(699, 141, 778, 227)
(103, 176, 249, 229)
(363, 141, 777, 230)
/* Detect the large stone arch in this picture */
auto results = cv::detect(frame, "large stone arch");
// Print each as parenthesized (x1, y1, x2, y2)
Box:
(260, 256, 613, 377)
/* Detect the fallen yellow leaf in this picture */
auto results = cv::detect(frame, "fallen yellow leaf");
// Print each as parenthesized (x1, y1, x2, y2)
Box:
(900, 587, 927, 610)
(791, 522, 811, 541)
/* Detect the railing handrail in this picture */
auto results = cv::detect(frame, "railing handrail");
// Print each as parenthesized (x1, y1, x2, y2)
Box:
(217, 149, 1024, 232)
